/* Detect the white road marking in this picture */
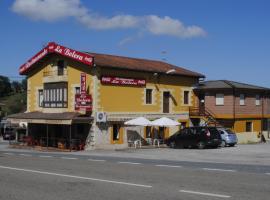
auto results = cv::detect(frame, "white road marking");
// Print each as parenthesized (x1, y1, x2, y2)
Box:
(202, 168, 236, 172)
(0, 165, 152, 188)
(19, 154, 32, 157)
(180, 189, 231, 198)
(88, 159, 106, 162)
(61, 157, 77, 160)
(39, 155, 52, 158)
(266, 173, 270, 175)
(3, 153, 14, 155)
(118, 161, 141, 165)
(155, 164, 182, 168)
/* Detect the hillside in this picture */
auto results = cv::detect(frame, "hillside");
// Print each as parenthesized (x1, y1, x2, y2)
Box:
(0, 92, 26, 117)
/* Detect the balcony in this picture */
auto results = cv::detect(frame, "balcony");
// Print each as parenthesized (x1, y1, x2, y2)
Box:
(43, 69, 68, 83)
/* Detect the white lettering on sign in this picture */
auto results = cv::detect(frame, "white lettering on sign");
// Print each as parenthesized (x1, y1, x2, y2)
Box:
(101, 76, 146, 86)
(25, 49, 48, 69)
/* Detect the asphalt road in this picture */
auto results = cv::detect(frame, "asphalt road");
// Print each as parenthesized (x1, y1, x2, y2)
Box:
(0, 151, 270, 200)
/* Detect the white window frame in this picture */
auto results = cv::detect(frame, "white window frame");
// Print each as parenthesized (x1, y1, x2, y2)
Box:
(255, 94, 260, 106)
(216, 93, 224, 105)
(240, 94, 245, 106)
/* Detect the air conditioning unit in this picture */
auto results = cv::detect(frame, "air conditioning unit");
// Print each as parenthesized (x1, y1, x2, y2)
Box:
(96, 112, 107, 122)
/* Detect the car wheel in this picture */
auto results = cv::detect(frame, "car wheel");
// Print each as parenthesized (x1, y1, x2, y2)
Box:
(197, 141, 205, 149)
(220, 140, 226, 147)
(169, 141, 176, 148)
(229, 144, 235, 147)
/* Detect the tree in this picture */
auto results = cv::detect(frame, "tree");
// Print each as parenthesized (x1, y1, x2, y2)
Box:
(0, 75, 12, 97)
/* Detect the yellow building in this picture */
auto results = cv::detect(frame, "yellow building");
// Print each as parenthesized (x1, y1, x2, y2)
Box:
(8, 42, 204, 149)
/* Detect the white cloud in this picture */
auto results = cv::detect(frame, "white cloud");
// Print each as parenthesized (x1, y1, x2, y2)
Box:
(11, 0, 206, 38)
(12, 0, 87, 21)
(146, 15, 206, 38)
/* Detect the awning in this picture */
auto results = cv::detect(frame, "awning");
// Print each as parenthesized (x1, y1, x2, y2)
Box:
(7, 112, 93, 125)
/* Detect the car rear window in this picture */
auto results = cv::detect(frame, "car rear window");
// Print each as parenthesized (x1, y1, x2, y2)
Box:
(225, 129, 235, 134)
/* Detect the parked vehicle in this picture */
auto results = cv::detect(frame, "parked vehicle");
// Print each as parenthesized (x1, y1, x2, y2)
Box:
(165, 126, 221, 149)
(217, 128, 238, 147)
(2, 127, 16, 140)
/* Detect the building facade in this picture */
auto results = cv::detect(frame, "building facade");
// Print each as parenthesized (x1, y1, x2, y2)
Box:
(8, 42, 204, 150)
(192, 80, 270, 139)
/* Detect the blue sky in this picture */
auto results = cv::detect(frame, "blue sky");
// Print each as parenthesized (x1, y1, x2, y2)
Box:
(0, 0, 270, 87)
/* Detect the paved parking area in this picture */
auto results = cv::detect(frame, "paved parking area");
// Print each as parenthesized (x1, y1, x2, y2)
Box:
(1, 138, 270, 166)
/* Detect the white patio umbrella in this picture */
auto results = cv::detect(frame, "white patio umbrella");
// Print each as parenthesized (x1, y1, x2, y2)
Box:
(125, 117, 153, 147)
(124, 117, 152, 126)
(151, 117, 180, 127)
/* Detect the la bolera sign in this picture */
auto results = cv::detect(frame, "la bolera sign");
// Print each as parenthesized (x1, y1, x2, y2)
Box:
(101, 76, 146, 86)
(19, 42, 93, 74)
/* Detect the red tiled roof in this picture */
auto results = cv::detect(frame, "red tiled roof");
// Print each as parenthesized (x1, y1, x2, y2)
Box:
(87, 52, 205, 78)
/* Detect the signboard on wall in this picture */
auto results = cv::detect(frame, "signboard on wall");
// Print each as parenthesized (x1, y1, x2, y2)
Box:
(75, 73, 92, 111)
(19, 42, 93, 74)
(80, 73, 86, 95)
(101, 76, 146, 86)
(75, 94, 92, 111)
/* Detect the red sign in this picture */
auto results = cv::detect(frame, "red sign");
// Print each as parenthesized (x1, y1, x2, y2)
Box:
(80, 73, 86, 95)
(75, 94, 92, 112)
(19, 42, 93, 74)
(101, 76, 146, 86)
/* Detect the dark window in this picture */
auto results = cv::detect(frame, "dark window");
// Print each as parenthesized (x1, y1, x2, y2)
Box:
(145, 126, 151, 138)
(38, 89, 43, 107)
(113, 124, 120, 141)
(163, 91, 170, 113)
(57, 60, 65, 76)
(246, 122, 252, 132)
(146, 89, 153, 104)
(43, 82, 68, 108)
(184, 91, 189, 104)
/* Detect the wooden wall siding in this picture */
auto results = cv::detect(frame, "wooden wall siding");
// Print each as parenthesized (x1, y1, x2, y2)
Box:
(235, 92, 263, 116)
(204, 91, 234, 115)
(200, 90, 270, 118)
(265, 97, 270, 115)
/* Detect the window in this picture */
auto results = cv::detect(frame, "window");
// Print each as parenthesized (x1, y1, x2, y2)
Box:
(255, 95, 261, 106)
(43, 82, 68, 108)
(57, 60, 66, 76)
(240, 94, 245, 105)
(112, 124, 120, 141)
(184, 91, 189, 105)
(145, 89, 153, 104)
(246, 122, 252, 132)
(38, 90, 43, 107)
(75, 87, 80, 95)
(145, 126, 151, 138)
(216, 93, 224, 105)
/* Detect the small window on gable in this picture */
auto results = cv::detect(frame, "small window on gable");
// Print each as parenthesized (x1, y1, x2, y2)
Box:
(216, 93, 224, 105)
(240, 94, 245, 105)
(145, 89, 153, 104)
(255, 95, 260, 106)
(57, 60, 66, 76)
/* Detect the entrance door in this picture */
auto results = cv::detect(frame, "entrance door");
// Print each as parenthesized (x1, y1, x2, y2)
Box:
(199, 93, 205, 115)
(163, 92, 170, 113)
